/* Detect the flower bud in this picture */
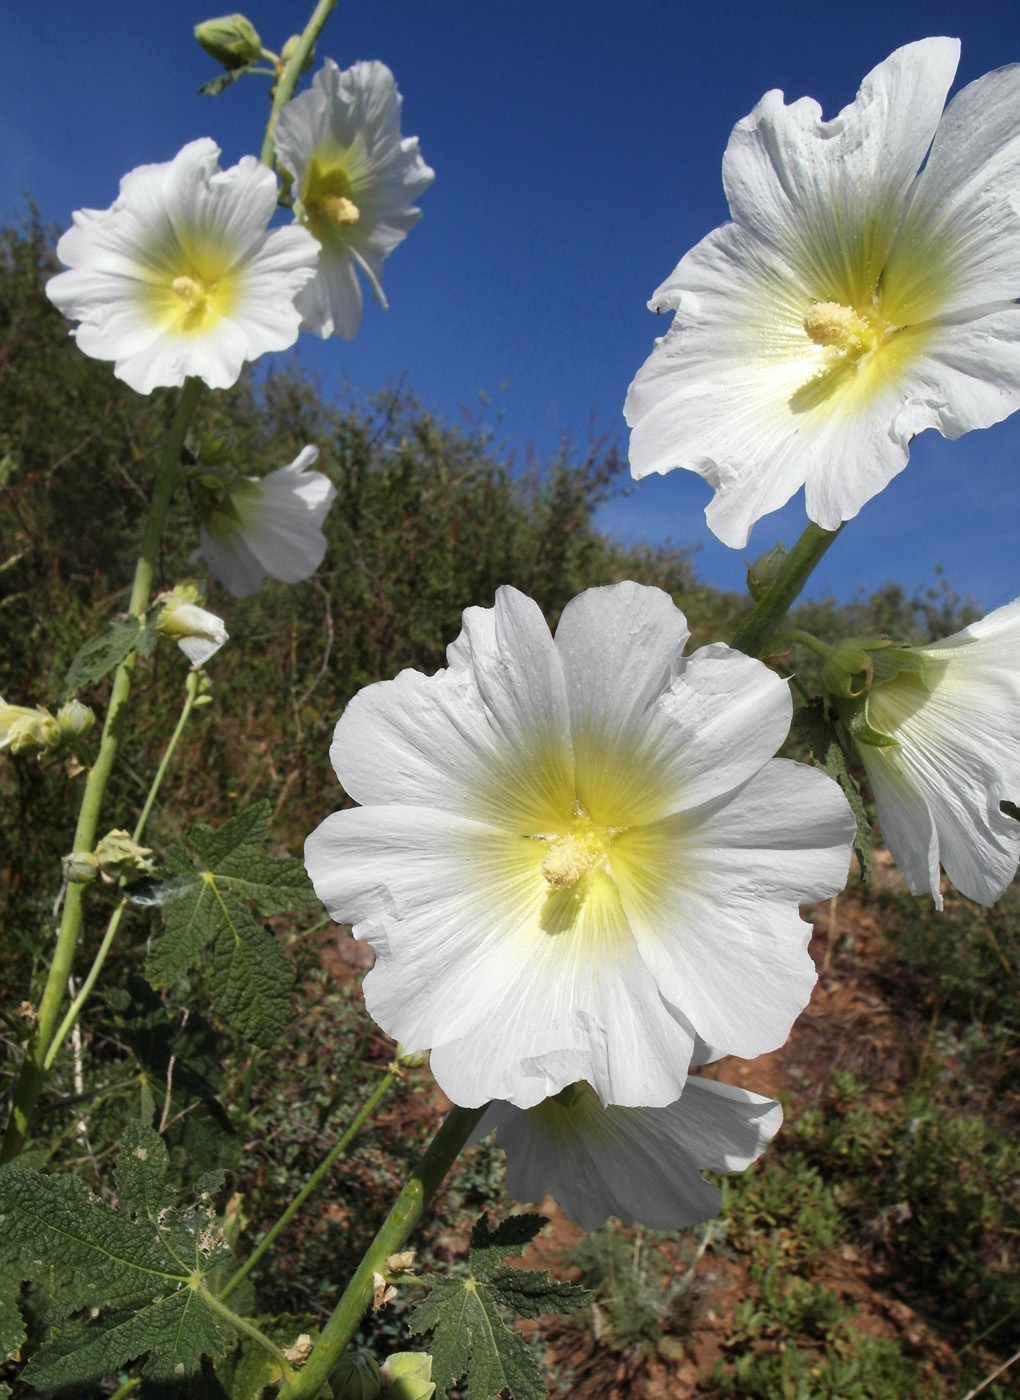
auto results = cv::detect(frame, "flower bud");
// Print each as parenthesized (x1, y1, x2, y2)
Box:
(56, 699, 96, 742)
(63, 851, 99, 885)
(330, 1352, 381, 1400)
(380, 1352, 436, 1400)
(281, 34, 315, 76)
(745, 541, 787, 602)
(95, 830, 155, 884)
(194, 13, 263, 70)
(156, 584, 229, 668)
(0, 700, 59, 756)
(393, 1044, 429, 1070)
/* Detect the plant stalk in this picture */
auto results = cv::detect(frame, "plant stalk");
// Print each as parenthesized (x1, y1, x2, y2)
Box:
(219, 1070, 397, 1302)
(731, 522, 844, 659)
(278, 1103, 487, 1400)
(1, 379, 202, 1162)
(260, 0, 340, 167)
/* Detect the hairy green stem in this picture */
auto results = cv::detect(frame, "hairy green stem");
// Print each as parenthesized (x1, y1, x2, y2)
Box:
(200, 1285, 298, 1383)
(769, 629, 832, 661)
(1, 380, 202, 1162)
(260, 0, 340, 167)
(730, 522, 844, 659)
(278, 1103, 487, 1400)
(43, 671, 204, 1073)
(219, 1070, 397, 1302)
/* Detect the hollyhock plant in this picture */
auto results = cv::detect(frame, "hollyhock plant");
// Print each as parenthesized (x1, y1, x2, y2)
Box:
(840, 598, 1020, 910)
(275, 59, 435, 340)
(46, 139, 319, 394)
(305, 582, 855, 1110)
(471, 1076, 782, 1231)
(192, 445, 337, 597)
(625, 38, 1020, 549)
(155, 585, 228, 667)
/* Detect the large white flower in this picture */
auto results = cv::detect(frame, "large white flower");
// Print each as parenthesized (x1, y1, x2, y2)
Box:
(625, 38, 1020, 549)
(192, 445, 337, 598)
(46, 139, 319, 394)
(852, 598, 1020, 910)
(305, 582, 854, 1110)
(472, 1076, 782, 1231)
(275, 59, 434, 340)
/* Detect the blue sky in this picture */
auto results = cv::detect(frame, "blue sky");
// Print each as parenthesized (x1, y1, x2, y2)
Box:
(3, 0, 1020, 608)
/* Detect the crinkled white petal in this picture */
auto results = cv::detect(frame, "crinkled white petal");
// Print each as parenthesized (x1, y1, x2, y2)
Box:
(473, 1077, 782, 1230)
(275, 59, 434, 340)
(305, 582, 855, 1110)
(46, 139, 318, 393)
(861, 596, 1020, 907)
(625, 39, 1020, 546)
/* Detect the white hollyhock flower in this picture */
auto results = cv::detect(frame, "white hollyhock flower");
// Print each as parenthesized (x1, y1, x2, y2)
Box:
(156, 587, 228, 667)
(192, 445, 337, 598)
(854, 598, 1020, 910)
(472, 1076, 782, 1231)
(305, 582, 854, 1110)
(46, 139, 319, 394)
(275, 59, 434, 340)
(625, 38, 1020, 549)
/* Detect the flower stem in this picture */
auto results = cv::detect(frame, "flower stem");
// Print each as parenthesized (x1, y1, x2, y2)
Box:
(218, 1069, 397, 1302)
(277, 1103, 487, 1400)
(769, 629, 832, 661)
(199, 1285, 298, 1383)
(260, 0, 340, 168)
(43, 670, 204, 1073)
(0, 379, 202, 1164)
(730, 522, 844, 659)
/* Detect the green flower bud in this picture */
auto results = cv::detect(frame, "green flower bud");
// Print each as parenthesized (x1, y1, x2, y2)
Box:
(56, 699, 95, 742)
(94, 830, 155, 884)
(330, 1352, 382, 1400)
(0, 700, 58, 756)
(820, 636, 930, 751)
(195, 13, 263, 70)
(281, 34, 315, 75)
(199, 431, 235, 466)
(381, 1352, 435, 1400)
(63, 851, 99, 885)
(393, 1043, 429, 1070)
(745, 541, 788, 602)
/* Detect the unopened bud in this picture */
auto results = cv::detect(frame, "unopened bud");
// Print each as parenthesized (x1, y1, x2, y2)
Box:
(330, 1352, 381, 1400)
(281, 34, 315, 75)
(94, 830, 155, 884)
(63, 851, 99, 885)
(746, 541, 788, 602)
(380, 1352, 436, 1400)
(0, 700, 58, 756)
(56, 699, 96, 742)
(199, 432, 234, 467)
(393, 1044, 429, 1070)
(195, 13, 263, 70)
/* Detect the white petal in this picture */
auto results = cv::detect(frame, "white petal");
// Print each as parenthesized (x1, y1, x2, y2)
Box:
(475, 1077, 782, 1230)
(192, 526, 267, 598)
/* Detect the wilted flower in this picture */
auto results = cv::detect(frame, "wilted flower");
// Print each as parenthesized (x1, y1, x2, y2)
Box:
(625, 38, 1020, 548)
(156, 584, 228, 667)
(192, 445, 336, 597)
(836, 598, 1020, 909)
(473, 1076, 781, 1230)
(305, 582, 854, 1110)
(46, 139, 319, 394)
(275, 60, 434, 339)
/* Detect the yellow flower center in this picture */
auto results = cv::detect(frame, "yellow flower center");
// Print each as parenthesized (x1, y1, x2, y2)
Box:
(321, 195, 360, 226)
(302, 151, 363, 248)
(539, 814, 624, 888)
(172, 274, 214, 326)
(803, 301, 883, 360)
(139, 232, 242, 337)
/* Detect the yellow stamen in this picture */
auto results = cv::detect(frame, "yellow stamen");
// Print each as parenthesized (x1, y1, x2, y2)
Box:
(322, 195, 360, 226)
(803, 301, 878, 360)
(539, 813, 624, 888)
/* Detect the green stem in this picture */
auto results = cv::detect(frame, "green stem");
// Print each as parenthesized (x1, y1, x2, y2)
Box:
(731, 522, 844, 659)
(0, 379, 202, 1163)
(260, 0, 340, 167)
(199, 1286, 298, 1383)
(769, 629, 832, 661)
(278, 1103, 487, 1400)
(219, 1070, 397, 1302)
(43, 671, 203, 1073)
(107, 1376, 141, 1400)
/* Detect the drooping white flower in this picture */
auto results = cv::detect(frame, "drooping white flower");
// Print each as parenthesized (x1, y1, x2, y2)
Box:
(850, 598, 1020, 909)
(46, 139, 319, 394)
(305, 582, 854, 1110)
(625, 38, 1020, 549)
(472, 1076, 781, 1231)
(192, 445, 337, 598)
(156, 586, 228, 667)
(275, 59, 434, 340)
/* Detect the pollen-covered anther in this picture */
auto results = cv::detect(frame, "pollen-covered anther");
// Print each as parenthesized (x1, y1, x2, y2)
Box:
(802, 300, 882, 359)
(323, 194, 360, 226)
(540, 821, 618, 888)
(172, 274, 211, 309)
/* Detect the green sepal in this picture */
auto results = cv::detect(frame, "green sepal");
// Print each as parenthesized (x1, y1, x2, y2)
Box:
(834, 694, 900, 751)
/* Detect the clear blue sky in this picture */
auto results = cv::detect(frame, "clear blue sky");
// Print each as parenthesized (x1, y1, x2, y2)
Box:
(4, 1, 1020, 609)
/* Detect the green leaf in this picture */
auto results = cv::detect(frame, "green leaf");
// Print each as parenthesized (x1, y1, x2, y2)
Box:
(792, 699, 872, 882)
(0, 1123, 231, 1387)
(0, 1261, 25, 1361)
(146, 802, 316, 1048)
(198, 66, 254, 96)
(64, 614, 157, 695)
(410, 1214, 591, 1400)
